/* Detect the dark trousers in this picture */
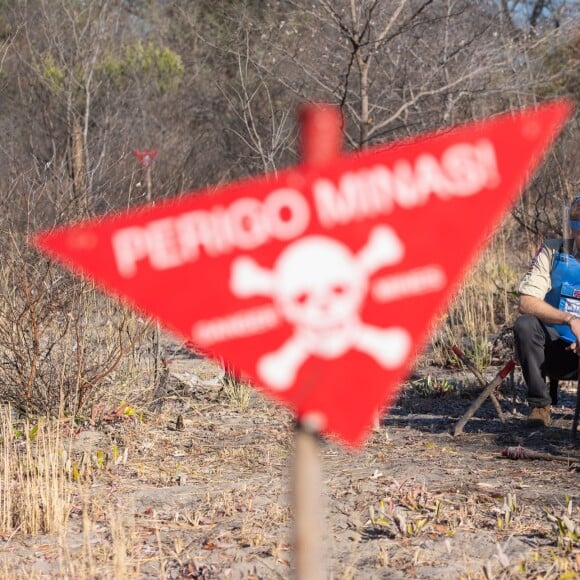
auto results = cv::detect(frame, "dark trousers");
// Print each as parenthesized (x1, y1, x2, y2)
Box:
(513, 314, 578, 408)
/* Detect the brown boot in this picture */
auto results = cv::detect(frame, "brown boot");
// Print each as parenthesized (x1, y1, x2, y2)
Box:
(526, 405, 552, 427)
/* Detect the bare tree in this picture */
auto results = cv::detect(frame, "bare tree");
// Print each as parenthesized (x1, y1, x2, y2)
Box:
(218, 34, 297, 174)
(241, 1, 512, 149)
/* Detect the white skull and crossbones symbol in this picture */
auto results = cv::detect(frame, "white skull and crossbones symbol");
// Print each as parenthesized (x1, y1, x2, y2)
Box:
(230, 226, 411, 390)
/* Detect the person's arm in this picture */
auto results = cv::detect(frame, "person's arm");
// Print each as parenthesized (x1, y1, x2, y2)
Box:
(519, 294, 580, 338)
(519, 294, 576, 324)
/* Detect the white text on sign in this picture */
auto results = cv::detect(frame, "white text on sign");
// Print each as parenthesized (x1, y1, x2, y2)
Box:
(112, 189, 309, 277)
(314, 140, 499, 228)
(111, 140, 499, 278)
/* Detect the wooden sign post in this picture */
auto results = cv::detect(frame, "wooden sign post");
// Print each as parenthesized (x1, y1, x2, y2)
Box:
(133, 148, 161, 386)
(292, 104, 343, 580)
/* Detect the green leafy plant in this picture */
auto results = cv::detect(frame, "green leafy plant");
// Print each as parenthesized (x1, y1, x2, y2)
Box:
(410, 375, 456, 398)
(368, 485, 441, 538)
(98, 41, 184, 93)
(496, 492, 518, 529)
(546, 496, 579, 552)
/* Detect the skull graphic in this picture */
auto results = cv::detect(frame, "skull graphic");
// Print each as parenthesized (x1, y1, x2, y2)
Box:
(230, 226, 411, 390)
(276, 237, 366, 335)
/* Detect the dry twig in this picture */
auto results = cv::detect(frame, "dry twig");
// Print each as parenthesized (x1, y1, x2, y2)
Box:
(501, 446, 580, 464)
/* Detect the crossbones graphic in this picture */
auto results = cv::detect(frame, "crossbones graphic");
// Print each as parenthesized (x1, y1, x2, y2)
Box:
(230, 226, 411, 391)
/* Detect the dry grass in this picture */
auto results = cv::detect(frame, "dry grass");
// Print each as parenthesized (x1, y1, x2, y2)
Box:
(0, 248, 154, 418)
(0, 378, 578, 578)
(220, 369, 252, 411)
(0, 405, 170, 579)
(430, 225, 524, 369)
(0, 406, 72, 536)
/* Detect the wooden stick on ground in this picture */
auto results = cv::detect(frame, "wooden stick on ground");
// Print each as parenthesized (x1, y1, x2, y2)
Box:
(502, 446, 580, 464)
(573, 356, 580, 440)
(452, 345, 508, 423)
(453, 354, 516, 436)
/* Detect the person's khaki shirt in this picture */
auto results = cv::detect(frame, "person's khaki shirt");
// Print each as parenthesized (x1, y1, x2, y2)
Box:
(518, 239, 579, 299)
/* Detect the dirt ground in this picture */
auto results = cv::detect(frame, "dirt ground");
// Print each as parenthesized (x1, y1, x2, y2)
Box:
(2, 336, 579, 579)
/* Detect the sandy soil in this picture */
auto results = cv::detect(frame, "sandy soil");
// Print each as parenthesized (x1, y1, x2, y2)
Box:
(2, 337, 579, 579)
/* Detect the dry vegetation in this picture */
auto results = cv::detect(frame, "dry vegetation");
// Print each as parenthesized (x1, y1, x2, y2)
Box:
(0, 0, 579, 577)
(0, 349, 578, 578)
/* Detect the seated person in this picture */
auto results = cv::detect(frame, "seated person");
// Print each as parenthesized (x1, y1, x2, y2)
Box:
(514, 196, 580, 427)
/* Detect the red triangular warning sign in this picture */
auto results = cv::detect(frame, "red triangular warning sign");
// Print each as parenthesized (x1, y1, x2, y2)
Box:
(33, 101, 572, 446)
(133, 149, 158, 168)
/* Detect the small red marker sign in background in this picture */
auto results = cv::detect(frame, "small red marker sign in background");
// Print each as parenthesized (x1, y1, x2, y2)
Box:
(34, 101, 571, 447)
(133, 149, 158, 168)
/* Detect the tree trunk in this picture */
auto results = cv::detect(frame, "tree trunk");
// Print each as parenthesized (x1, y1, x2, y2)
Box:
(71, 113, 87, 210)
